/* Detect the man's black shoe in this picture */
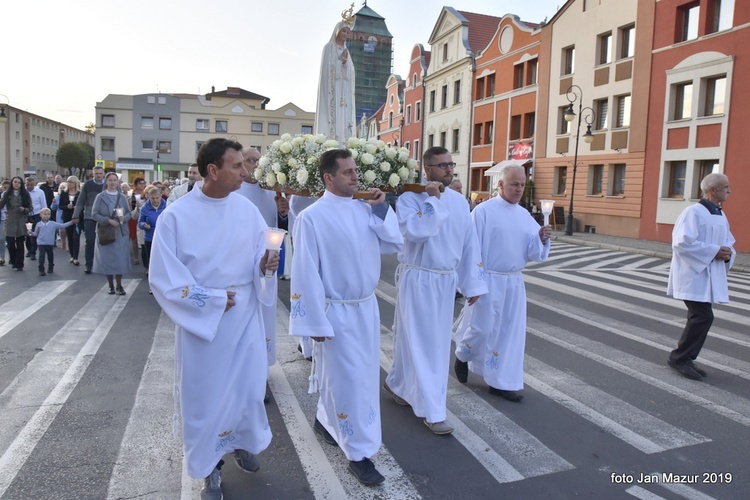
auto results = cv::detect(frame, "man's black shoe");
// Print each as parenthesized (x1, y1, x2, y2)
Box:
(488, 387, 524, 402)
(688, 361, 707, 377)
(85, 267, 92, 274)
(454, 358, 468, 383)
(668, 360, 702, 380)
(348, 458, 385, 486)
(313, 418, 337, 446)
(29, 254, 36, 260)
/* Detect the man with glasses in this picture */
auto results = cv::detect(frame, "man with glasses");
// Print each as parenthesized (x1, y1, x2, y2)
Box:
(72, 166, 105, 273)
(167, 164, 202, 205)
(384, 146, 487, 435)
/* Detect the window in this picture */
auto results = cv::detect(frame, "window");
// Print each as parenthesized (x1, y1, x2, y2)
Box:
(429, 91, 436, 112)
(615, 94, 631, 128)
(589, 164, 604, 195)
(609, 163, 626, 195)
(524, 112, 536, 138)
(147, 96, 156, 104)
(405, 105, 411, 125)
(476, 78, 485, 100)
(215, 120, 228, 133)
(196, 119, 209, 130)
(597, 32, 612, 65)
(452, 129, 460, 152)
(510, 115, 522, 140)
(703, 76, 726, 116)
(101, 115, 115, 128)
(141, 139, 154, 151)
(415, 102, 421, 121)
(196, 141, 205, 154)
(268, 123, 280, 135)
(526, 59, 538, 85)
(301, 125, 313, 134)
(159, 117, 172, 130)
(485, 121, 493, 144)
(158, 140, 172, 153)
(673, 82, 693, 120)
(441, 85, 448, 109)
(412, 74, 417, 87)
(695, 160, 719, 197)
(595, 99, 609, 130)
(428, 134, 434, 149)
(454, 80, 461, 105)
(514, 65, 524, 89)
(559, 106, 571, 134)
(618, 24, 635, 59)
(141, 116, 154, 128)
(667, 161, 687, 197)
(158, 96, 167, 105)
(251, 122, 263, 133)
(562, 46, 575, 75)
(404, 142, 410, 152)
(710, 0, 735, 33)
(443, 43, 448, 62)
(473, 123, 483, 146)
(554, 166, 568, 195)
(487, 74, 496, 96)
(678, 2, 700, 42)
(101, 138, 114, 151)
(440, 131, 447, 148)
(413, 140, 420, 159)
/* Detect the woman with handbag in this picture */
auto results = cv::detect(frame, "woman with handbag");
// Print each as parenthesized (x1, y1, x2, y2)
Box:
(91, 172, 132, 295)
(0, 176, 33, 271)
(60, 176, 82, 266)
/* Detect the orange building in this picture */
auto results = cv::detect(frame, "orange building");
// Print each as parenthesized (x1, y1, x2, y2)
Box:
(469, 14, 541, 200)
(402, 44, 430, 169)
(640, 0, 749, 251)
(378, 75, 405, 148)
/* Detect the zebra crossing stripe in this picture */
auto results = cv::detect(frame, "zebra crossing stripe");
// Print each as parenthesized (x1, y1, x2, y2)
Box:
(106, 311, 185, 499)
(0, 280, 75, 339)
(0, 280, 139, 497)
(625, 485, 668, 499)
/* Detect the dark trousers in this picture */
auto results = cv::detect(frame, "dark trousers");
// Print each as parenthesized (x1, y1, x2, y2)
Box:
(669, 300, 714, 364)
(84, 218, 97, 268)
(65, 224, 80, 260)
(25, 214, 41, 255)
(6, 236, 25, 269)
(38, 244, 54, 271)
(142, 240, 152, 269)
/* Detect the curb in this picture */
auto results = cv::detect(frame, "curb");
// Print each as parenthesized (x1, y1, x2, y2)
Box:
(553, 235, 750, 274)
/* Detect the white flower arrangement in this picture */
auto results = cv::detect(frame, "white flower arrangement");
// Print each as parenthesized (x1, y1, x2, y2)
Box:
(346, 137, 418, 191)
(256, 133, 339, 195)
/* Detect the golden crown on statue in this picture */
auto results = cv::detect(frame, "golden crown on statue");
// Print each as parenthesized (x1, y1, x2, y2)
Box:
(341, 3, 355, 25)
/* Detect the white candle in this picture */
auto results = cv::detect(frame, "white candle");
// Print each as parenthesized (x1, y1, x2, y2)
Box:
(540, 199, 555, 227)
(265, 227, 287, 277)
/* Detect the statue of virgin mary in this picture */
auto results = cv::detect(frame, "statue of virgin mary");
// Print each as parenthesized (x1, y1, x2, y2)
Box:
(314, 7, 356, 142)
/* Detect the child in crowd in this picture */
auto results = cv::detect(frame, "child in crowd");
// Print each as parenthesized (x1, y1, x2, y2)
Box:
(30, 208, 74, 276)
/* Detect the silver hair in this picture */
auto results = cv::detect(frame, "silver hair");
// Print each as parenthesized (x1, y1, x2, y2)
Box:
(499, 164, 525, 182)
(700, 172, 728, 194)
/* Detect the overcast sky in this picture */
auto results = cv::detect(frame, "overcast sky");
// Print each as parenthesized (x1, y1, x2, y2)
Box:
(3, 0, 562, 129)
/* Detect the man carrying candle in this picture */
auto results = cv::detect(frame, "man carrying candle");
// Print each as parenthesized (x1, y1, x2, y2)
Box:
(149, 138, 279, 500)
(667, 173, 734, 380)
(290, 148, 402, 486)
(384, 146, 486, 435)
(454, 165, 552, 402)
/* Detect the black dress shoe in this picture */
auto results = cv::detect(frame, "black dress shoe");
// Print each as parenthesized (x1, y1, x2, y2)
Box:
(85, 267, 92, 274)
(488, 387, 524, 402)
(348, 458, 385, 486)
(313, 418, 337, 446)
(688, 361, 707, 377)
(454, 358, 468, 383)
(667, 360, 702, 380)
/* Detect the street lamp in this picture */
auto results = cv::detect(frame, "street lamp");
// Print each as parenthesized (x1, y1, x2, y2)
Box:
(563, 85, 596, 236)
(0, 94, 9, 123)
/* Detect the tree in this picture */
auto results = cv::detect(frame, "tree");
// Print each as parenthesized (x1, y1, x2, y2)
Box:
(56, 142, 90, 176)
(84, 122, 96, 134)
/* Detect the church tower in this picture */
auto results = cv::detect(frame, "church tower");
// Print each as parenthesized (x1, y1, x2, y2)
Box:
(350, 2, 393, 123)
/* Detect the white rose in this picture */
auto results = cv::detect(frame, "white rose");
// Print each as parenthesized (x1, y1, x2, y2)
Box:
(347, 137, 360, 148)
(303, 134, 315, 141)
(349, 148, 359, 159)
(363, 170, 377, 183)
(407, 158, 418, 169)
(398, 166, 409, 180)
(297, 169, 309, 185)
(292, 137, 303, 147)
(360, 153, 374, 165)
(398, 151, 409, 162)
(307, 156, 317, 165)
(265, 172, 277, 186)
(365, 143, 378, 154)
(279, 142, 292, 154)
(315, 134, 327, 144)
(254, 168, 263, 180)
(271, 162, 281, 173)
(379, 162, 391, 172)
(378, 140, 386, 148)
(277, 172, 287, 185)
(272, 140, 281, 148)
(258, 156, 270, 168)
(323, 139, 340, 149)
(388, 173, 400, 188)
(281, 133, 292, 141)
(287, 157, 298, 167)
(358, 138, 366, 146)
(385, 147, 397, 159)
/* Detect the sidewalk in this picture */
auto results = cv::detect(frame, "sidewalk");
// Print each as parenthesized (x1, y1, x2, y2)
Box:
(552, 231, 750, 274)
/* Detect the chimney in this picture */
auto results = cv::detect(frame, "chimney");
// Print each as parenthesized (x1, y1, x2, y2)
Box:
(211, 85, 215, 93)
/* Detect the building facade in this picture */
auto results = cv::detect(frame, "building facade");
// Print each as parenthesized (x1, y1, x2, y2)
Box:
(402, 44, 430, 172)
(378, 75, 405, 148)
(350, 5, 393, 123)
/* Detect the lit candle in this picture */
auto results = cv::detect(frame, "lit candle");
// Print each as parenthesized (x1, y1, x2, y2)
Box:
(265, 227, 287, 277)
(470, 192, 478, 201)
(540, 199, 555, 227)
(115, 208, 123, 217)
(25, 222, 33, 232)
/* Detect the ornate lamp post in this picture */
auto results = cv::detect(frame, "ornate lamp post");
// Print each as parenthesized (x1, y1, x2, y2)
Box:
(563, 85, 595, 236)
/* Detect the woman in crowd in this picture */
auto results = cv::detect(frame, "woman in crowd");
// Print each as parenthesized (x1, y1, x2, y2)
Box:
(60, 176, 82, 266)
(0, 176, 33, 270)
(129, 177, 146, 265)
(138, 186, 166, 279)
(0, 179, 10, 265)
(91, 172, 132, 295)
(53, 182, 68, 251)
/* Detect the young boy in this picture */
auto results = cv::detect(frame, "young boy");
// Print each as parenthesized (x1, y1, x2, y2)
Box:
(30, 208, 74, 276)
